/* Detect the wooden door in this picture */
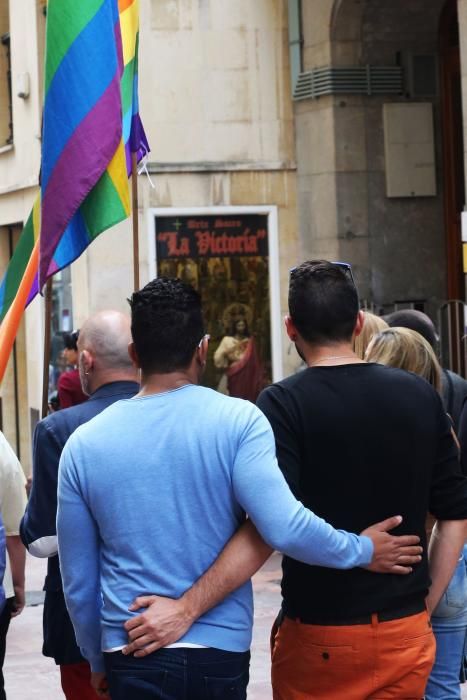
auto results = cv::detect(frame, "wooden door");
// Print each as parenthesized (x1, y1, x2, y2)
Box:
(440, 0, 465, 300)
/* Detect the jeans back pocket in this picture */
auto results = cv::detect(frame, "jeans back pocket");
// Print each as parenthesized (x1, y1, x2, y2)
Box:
(204, 670, 249, 700)
(433, 557, 467, 618)
(110, 668, 167, 700)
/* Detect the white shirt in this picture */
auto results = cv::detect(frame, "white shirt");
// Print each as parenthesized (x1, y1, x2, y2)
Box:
(0, 432, 27, 598)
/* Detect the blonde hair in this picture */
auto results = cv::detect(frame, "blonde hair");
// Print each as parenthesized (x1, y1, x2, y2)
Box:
(353, 311, 389, 360)
(365, 326, 442, 393)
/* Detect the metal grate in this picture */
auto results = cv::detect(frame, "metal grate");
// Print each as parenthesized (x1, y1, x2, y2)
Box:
(293, 65, 403, 101)
(438, 299, 466, 377)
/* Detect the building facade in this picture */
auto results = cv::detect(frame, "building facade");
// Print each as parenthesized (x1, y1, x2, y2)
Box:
(293, 0, 464, 314)
(1, 0, 467, 469)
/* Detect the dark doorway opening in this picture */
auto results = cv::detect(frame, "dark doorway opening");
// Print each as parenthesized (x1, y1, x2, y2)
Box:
(440, 0, 464, 301)
(439, 0, 466, 374)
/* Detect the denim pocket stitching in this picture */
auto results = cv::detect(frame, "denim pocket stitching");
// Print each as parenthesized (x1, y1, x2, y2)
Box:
(110, 668, 168, 695)
(203, 670, 248, 699)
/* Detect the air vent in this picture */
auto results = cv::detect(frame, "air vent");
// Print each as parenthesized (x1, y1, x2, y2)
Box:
(293, 65, 403, 101)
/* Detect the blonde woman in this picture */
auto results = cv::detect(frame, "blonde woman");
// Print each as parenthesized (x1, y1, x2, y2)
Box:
(365, 326, 441, 393)
(366, 327, 466, 700)
(353, 311, 388, 360)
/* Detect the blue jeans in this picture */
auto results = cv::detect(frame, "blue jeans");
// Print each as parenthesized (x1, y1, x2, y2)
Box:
(425, 552, 467, 700)
(104, 647, 250, 700)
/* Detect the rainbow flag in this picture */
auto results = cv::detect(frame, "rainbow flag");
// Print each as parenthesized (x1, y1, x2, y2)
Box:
(0, 0, 148, 383)
(119, 0, 148, 171)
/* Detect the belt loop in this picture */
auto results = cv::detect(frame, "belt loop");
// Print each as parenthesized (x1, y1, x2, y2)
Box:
(371, 613, 378, 628)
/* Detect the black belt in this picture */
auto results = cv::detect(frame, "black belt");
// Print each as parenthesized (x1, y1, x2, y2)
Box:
(284, 599, 426, 626)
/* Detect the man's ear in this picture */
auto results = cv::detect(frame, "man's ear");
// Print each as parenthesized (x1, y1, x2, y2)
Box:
(354, 310, 365, 338)
(197, 335, 209, 366)
(128, 342, 141, 369)
(80, 349, 94, 374)
(285, 315, 298, 342)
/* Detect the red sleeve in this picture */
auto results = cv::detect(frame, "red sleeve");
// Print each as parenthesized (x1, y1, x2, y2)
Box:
(58, 371, 87, 409)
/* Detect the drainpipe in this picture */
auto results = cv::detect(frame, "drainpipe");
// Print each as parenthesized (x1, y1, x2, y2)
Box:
(288, 0, 303, 95)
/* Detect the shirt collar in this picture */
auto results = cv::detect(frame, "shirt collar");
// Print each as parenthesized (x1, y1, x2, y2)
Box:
(88, 381, 139, 401)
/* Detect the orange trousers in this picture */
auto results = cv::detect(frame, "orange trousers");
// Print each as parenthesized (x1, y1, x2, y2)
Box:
(271, 611, 435, 700)
(60, 661, 100, 700)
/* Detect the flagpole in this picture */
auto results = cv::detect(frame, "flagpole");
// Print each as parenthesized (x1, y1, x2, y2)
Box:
(41, 278, 53, 418)
(131, 152, 140, 292)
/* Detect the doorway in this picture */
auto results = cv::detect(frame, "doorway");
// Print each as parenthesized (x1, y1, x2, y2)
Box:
(0, 225, 30, 470)
(440, 0, 465, 301)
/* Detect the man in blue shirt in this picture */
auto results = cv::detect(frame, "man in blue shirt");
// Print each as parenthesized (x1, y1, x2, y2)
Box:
(57, 278, 422, 699)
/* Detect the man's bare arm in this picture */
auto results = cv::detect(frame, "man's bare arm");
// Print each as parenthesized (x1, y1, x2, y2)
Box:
(123, 515, 422, 657)
(123, 520, 272, 656)
(426, 519, 467, 615)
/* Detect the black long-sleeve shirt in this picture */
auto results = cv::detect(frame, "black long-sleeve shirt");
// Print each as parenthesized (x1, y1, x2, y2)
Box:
(257, 363, 467, 622)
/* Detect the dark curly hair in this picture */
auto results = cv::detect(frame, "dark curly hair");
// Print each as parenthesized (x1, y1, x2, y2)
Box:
(289, 260, 359, 344)
(129, 278, 205, 373)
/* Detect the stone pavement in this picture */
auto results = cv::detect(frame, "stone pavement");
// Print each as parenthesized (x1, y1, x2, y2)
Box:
(3, 552, 282, 699)
(4, 553, 467, 699)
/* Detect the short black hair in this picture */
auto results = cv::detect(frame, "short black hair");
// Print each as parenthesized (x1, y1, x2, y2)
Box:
(129, 277, 204, 373)
(289, 260, 359, 344)
(64, 330, 79, 351)
(384, 309, 438, 349)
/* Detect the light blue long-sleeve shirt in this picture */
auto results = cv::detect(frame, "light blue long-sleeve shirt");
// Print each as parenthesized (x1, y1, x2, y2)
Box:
(57, 385, 373, 672)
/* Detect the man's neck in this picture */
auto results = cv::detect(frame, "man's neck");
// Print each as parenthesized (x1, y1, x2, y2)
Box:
(137, 368, 198, 397)
(87, 371, 138, 396)
(301, 342, 363, 368)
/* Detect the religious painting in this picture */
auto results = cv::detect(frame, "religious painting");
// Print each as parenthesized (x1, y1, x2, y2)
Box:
(155, 213, 272, 398)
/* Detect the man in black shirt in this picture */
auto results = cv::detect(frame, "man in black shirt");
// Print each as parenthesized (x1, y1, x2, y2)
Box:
(257, 261, 467, 699)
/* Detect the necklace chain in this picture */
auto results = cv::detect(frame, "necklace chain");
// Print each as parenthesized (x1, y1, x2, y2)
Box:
(310, 355, 356, 366)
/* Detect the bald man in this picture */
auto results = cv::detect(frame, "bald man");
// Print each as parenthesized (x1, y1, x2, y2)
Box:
(20, 311, 139, 700)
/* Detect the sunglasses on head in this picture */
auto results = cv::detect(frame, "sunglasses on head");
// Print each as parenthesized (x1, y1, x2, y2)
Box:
(289, 261, 356, 288)
(332, 261, 356, 287)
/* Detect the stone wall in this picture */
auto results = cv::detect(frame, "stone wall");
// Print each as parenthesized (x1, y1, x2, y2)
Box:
(141, 0, 295, 167)
(295, 0, 450, 315)
(0, 0, 43, 200)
